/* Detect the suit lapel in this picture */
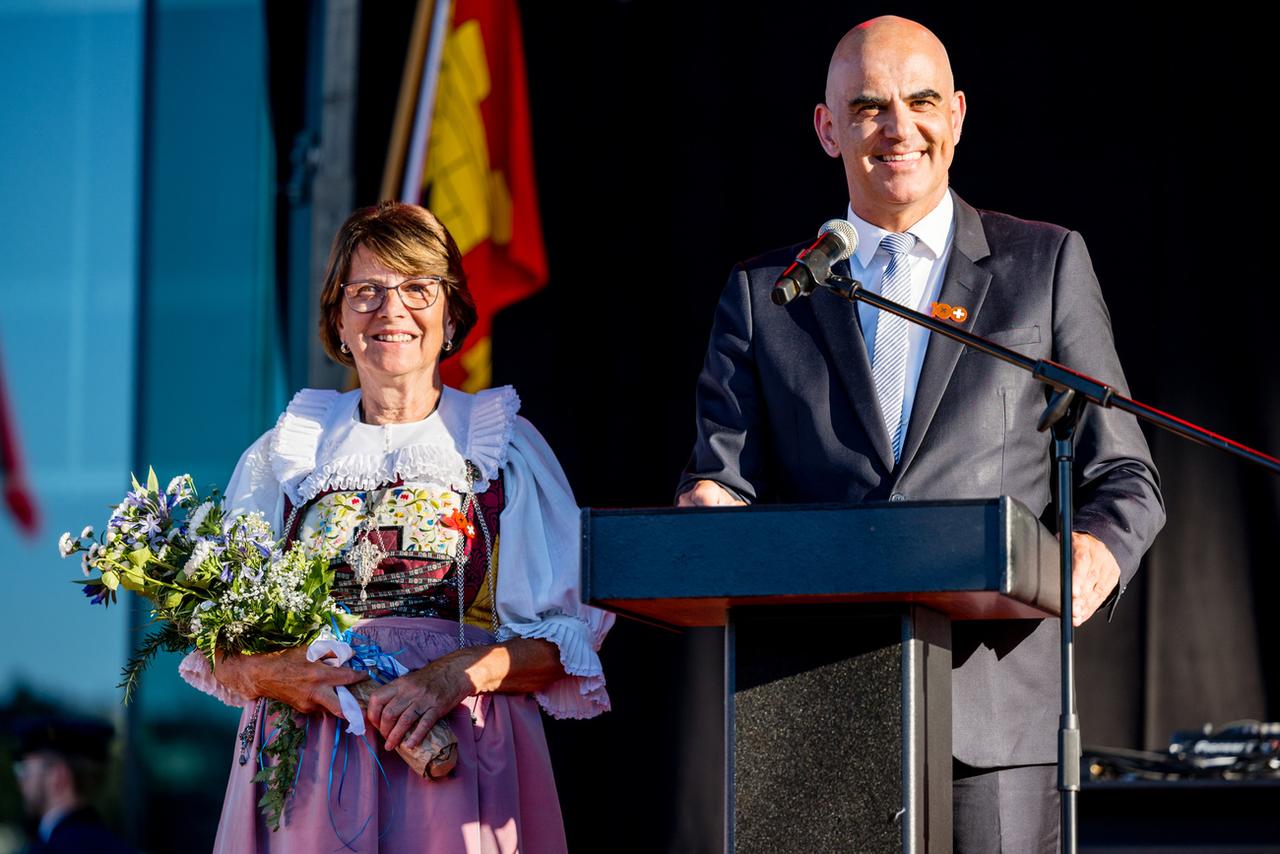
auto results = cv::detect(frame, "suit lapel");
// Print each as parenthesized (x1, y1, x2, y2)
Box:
(894, 192, 993, 476)
(810, 257, 896, 471)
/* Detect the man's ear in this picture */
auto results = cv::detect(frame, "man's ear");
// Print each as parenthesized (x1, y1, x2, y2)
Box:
(814, 103, 841, 159)
(951, 90, 967, 145)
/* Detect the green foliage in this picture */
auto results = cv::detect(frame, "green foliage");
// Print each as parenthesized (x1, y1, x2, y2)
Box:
(252, 701, 308, 832)
(118, 623, 188, 705)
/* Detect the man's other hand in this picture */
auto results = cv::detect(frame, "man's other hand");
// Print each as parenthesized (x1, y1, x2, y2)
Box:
(676, 480, 747, 507)
(1070, 531, 1121, 626)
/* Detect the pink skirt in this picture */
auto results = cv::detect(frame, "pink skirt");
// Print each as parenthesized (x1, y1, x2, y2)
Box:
(212, 617, 568, 853)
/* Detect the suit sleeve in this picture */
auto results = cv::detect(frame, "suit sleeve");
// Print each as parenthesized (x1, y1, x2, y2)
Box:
(1052, 231, 1166, 591)
(678, 264, 770, 502)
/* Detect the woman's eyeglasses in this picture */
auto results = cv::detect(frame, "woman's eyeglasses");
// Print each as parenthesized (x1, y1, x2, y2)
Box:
(341, 277, 443, 313)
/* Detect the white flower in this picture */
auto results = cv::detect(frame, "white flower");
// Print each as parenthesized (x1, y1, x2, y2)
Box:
(183, 540, 214, 577)
(79, 525, 94, 540)
(186, 501, 213, 533)
(58, 533, 76, 558)
(81, 553, 91, 576)
(198, 600, 214, 611)
(166, 475, 187, 495)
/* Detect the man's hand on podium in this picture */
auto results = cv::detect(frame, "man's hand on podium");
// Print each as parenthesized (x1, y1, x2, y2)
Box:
(1069, 531, 1121, 626)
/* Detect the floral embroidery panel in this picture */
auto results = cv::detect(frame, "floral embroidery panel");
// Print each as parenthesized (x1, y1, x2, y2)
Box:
(301, 486, 467, 562)
(292, 477, 504, 623)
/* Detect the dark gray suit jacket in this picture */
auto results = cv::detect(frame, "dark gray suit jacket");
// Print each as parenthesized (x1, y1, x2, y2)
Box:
(681, 191, 1165, 766)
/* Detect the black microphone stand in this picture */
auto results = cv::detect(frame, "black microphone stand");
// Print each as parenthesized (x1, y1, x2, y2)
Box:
(821, 273, 1280, 854)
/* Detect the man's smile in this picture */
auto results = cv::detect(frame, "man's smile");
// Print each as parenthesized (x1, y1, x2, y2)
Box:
(874, 151, 926, 164)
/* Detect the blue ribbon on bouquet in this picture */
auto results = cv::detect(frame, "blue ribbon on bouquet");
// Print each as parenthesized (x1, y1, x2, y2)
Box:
(328, 612, 408, 684)
(326, 721, 393, 850)
(329, 616, 408, 685)
(321, 614, 408, 848)
(253, 699, 389, 851)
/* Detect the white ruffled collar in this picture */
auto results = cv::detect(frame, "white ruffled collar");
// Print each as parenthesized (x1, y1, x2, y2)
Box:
(268, 385, 521, 504)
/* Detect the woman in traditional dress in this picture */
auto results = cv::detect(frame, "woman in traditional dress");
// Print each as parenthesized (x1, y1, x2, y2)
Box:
(179, 201, 613, 852)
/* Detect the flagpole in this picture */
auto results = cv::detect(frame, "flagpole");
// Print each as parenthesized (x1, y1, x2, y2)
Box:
(399, 0, 453, 201)
(380, 0, 436, 200)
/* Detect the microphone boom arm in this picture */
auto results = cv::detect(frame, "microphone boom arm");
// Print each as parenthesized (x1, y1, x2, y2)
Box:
(823, 274, 1280, 473)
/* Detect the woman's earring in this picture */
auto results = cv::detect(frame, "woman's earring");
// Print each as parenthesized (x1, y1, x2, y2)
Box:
(442, 339, 453, 352)
(340, 341, 350, 355)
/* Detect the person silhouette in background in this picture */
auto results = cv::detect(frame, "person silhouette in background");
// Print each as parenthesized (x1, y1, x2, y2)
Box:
(13, 717, 132, 854)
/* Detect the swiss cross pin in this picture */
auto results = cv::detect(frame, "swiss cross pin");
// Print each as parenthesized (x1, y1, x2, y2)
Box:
(930, 301, 968, 323)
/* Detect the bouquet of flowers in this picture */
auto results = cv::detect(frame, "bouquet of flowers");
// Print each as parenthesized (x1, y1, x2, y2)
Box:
(59, 469, 456, 829)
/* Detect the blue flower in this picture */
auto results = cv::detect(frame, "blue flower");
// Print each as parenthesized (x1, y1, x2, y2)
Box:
(82, 584, 110, 606)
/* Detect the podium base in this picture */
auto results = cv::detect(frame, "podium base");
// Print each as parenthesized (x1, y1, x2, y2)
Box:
(728, 605, 952, 853)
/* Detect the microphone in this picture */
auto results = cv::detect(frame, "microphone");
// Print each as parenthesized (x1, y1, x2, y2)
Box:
(771, 219, 859, 306)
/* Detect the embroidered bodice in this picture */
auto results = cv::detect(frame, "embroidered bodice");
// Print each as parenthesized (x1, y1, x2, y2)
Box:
(289, 476, 504, 627)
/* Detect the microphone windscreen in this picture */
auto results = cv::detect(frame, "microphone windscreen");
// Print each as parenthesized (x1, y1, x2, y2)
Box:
(818, 219, 858, 261)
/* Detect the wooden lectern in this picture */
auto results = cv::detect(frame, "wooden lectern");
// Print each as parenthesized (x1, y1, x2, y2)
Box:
(581, 497, 1060, 854)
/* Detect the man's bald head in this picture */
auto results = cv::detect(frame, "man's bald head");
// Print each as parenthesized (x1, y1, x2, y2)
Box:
(825, 17, 956, 106)
(814, 16, 966, 232)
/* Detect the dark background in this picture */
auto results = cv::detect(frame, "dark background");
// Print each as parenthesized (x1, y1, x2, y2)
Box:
(268, 3, 1279, 850)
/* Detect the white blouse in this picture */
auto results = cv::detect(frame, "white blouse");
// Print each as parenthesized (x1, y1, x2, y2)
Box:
(180, 384, 614, 720)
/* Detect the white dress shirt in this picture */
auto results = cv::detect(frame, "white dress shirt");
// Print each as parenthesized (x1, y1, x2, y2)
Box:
(846, 191, 956, 440)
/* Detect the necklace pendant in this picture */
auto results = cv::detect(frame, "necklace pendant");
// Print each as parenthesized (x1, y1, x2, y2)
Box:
(347, 531, 388, 596)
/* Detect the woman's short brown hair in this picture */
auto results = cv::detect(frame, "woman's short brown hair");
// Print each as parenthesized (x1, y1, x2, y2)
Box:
(318, 202, 478, 368)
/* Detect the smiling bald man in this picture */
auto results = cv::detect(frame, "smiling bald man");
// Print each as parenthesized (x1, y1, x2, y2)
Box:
(679, 16, 1164, 853)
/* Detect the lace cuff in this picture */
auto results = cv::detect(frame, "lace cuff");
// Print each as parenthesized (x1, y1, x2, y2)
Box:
(497, 613, 611, 720)
(178, 650, 254, 708)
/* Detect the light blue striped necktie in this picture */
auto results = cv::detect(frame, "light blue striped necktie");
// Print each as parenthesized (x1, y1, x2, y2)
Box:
(871, 232, 916, 463)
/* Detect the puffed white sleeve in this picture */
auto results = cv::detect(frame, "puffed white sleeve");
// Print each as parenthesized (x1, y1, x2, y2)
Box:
(494, 416, 615, 719)
(222, 429, 285, 532)
(178, 429, 279, 707)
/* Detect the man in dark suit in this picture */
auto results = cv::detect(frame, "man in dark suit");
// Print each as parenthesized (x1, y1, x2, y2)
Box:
(677, 16, 1164, 852)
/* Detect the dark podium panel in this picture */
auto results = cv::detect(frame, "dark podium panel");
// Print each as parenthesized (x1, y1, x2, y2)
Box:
(730, 605, 952, 853)
(582, 497, 1061, 626)
(582, 498, 1060, 853)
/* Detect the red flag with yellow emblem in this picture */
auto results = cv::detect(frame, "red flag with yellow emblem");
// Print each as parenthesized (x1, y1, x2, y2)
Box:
(387, 0, 548, 392)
